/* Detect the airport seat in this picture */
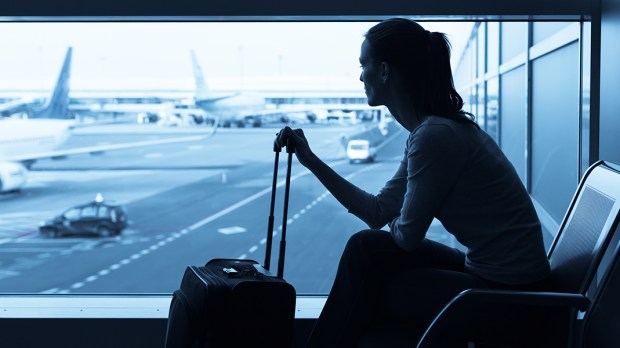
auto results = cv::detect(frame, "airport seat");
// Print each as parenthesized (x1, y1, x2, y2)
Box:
(577, 214, 620, 347)
(358, 161, 620, 348)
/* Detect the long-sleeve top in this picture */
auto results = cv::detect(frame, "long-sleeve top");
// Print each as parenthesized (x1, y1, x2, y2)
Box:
(344, 116, 550, 285)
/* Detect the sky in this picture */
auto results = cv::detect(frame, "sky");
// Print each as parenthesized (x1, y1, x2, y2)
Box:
(0, 21, 474, 92)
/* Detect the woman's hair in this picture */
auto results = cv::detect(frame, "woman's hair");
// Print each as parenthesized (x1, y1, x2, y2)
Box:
(365, 18, 476, 125)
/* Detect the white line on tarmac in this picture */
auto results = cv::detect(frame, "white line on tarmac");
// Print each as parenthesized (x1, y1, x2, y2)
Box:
(235, 161, 387, 260)
(186, 165, 326, 231)
(0, 248, 67, 253)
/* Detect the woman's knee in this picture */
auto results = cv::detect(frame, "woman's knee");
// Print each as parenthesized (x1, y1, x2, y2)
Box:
(343, 229, 394, 259)
(344, 231, 466, 271)
(347, 229, 388, 246)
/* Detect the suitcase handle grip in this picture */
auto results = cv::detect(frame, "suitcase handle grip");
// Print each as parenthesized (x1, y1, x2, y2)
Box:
(273, 131, 296, 154)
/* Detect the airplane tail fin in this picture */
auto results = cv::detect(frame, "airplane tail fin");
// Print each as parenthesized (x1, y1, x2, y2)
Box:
(191, 50, 211, 101)
(30, 47, 73, 119)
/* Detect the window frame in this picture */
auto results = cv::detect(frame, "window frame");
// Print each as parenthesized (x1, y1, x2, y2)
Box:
(0, 6, 595, 322)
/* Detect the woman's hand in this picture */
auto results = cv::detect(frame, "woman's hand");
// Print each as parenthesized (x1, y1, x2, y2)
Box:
(275, 126, 317, 168)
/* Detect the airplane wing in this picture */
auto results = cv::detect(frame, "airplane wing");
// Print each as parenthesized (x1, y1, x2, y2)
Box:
(0, 98, 32, 114)
(4, 133, 213, 164)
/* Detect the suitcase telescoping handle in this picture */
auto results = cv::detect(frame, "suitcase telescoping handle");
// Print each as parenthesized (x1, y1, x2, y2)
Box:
(264, 137, 295, 278)
(263, 142, 279, 272)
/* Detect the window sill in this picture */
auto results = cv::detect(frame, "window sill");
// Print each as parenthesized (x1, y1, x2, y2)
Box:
(0, 294, 326, 319)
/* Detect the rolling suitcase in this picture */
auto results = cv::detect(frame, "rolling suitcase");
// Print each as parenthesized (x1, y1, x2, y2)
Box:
(165, 140, 297, 348)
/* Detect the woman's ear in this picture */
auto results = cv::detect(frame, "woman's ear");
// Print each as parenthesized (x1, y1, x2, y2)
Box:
(380, 61, 390, 83)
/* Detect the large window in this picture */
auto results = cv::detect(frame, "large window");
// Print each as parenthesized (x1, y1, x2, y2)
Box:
(454, 21, 590, 244)
(500, 65, 528, 182)
(0, 19, 591, 295)
(531, 41, 580, 224)
(0, 21, 473, 295)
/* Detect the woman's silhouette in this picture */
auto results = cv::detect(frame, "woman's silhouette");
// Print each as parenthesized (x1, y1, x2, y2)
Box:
(277, 18, 550, 347)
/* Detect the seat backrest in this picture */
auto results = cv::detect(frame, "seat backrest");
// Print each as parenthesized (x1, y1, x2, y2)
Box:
(547, 161, 620, 294)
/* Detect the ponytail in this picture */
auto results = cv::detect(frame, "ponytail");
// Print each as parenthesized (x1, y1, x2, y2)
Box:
(426, 31, 477, 126)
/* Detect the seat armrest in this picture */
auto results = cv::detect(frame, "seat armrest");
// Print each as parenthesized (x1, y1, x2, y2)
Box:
(417, 289, 589, 348)
(443, 288, 589, 310)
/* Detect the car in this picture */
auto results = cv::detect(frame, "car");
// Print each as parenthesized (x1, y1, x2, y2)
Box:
(137, 112, 160, 124)
(39, 194, 128, 238)
(346, 139, 376, 163)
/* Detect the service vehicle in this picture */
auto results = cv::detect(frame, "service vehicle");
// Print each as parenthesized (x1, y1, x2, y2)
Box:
(346, 139, 376, 163)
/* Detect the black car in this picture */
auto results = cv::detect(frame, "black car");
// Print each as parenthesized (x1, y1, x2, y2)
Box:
(39, 198, 128, 238)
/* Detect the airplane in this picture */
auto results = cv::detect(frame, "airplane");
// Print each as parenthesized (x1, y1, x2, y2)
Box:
(191, 50, 269, 128)
(0, 47, 75, 192)
(0, 97, 35, 118)
(190, 50, 388, 129)
(0, 47, 214, 194)
(0, 46, 73, 120)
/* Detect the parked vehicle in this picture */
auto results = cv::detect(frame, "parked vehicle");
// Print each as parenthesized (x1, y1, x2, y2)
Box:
(346, 139, 376, 163)
(39, 194, 128, 238)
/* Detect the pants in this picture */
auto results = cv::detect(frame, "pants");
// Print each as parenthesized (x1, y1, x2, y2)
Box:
(305, 229, 488, 348)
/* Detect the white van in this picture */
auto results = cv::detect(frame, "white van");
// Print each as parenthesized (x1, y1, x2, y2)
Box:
(346, 139, 375, 163)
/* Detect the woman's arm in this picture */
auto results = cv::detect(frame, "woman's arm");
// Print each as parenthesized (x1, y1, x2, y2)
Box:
(276, 127, 402, 228)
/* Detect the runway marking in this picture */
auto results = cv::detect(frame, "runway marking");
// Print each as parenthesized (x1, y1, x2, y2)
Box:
(186, 166, 323, 232)
(145, 153, 163, 158)
(0, 270, 20, 280)
(235, 161, 387, 260)
(48, 160, 372, 294)
(40, 288, 59, 294)
(0, 248, 67, 253)
(218, 226, 247, 235)
(3, 239, 82, 244)
(47, 227, 193, 293)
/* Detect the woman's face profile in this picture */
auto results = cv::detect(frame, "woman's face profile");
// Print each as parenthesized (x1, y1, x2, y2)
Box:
(359, 39, 384, 107)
